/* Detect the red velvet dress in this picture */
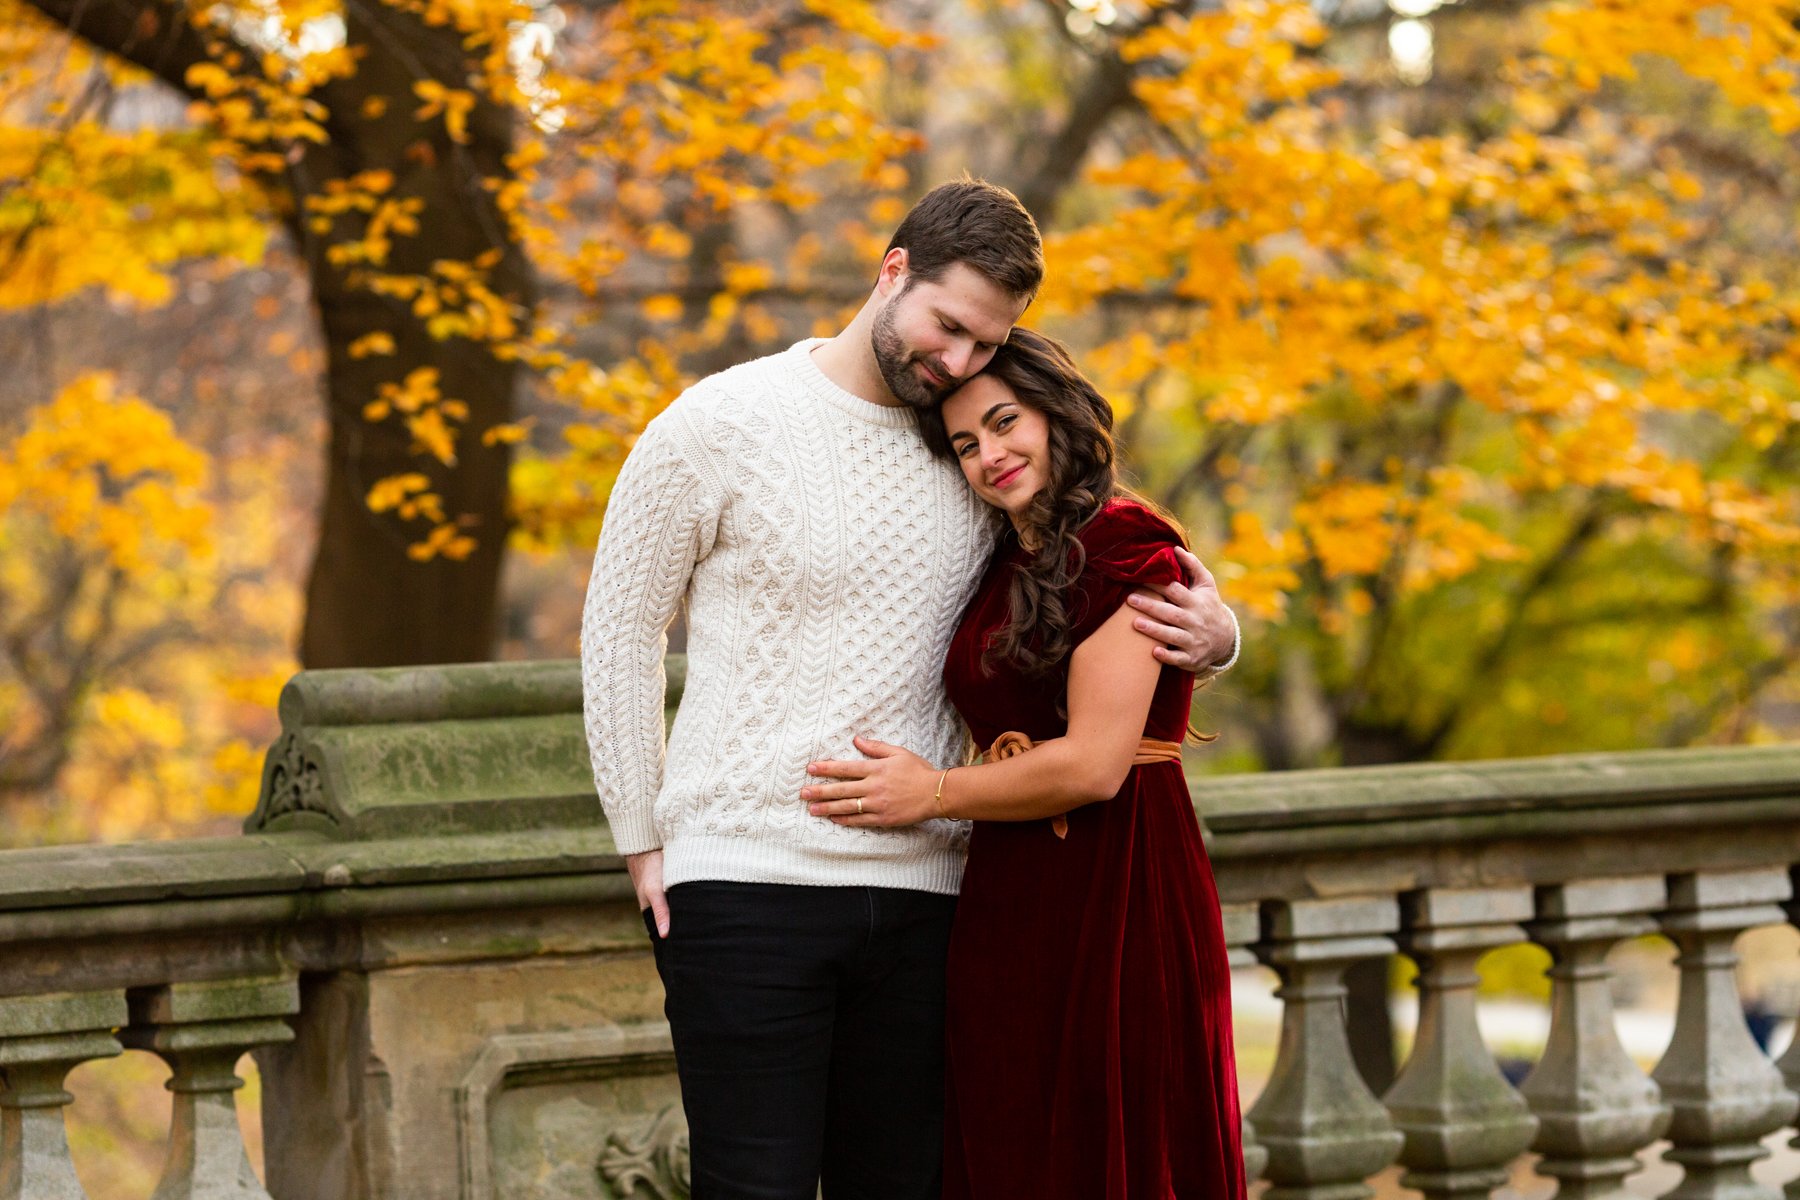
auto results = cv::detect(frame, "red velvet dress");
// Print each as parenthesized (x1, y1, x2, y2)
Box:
(941, 498, 1244, 1200)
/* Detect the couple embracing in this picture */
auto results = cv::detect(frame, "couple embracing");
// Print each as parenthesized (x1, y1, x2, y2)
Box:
(581, 180, 1245, 1200)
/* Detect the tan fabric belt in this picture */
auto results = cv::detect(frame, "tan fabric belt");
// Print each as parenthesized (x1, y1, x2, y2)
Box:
(981, 731, 1182, 839)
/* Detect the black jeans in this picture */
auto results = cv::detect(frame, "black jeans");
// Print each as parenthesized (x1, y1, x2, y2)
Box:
(644, 881, 957, 1200)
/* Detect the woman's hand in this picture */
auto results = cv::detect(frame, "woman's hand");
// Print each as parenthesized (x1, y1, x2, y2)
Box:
(803, 736, 942, 828)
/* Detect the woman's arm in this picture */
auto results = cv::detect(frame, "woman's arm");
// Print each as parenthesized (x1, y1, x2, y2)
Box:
(802, 602, 1164, 827)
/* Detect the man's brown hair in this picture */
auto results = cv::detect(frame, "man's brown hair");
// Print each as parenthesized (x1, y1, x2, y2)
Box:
(885, 178, 1044, 301)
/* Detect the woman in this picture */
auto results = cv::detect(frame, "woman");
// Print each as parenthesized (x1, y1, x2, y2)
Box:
(799, 329, 1243, 1200)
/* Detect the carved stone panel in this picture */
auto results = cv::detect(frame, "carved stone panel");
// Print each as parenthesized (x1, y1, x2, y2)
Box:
(456, 1022, 686, 1200)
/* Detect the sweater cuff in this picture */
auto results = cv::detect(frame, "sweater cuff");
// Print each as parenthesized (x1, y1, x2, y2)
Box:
(603, 804, 662, 856)
(1199, 605, 1240, 679)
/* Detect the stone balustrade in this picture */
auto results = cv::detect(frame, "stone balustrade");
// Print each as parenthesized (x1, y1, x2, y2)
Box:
(0, 657, 1798, 1199)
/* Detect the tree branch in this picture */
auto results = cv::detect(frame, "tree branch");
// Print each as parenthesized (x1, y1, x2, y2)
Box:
(18, 0, 223, 101)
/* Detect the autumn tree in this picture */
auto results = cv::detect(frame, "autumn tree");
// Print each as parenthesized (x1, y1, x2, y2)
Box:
(0, 372, 294, 842)
(3, 0, 922, 668)
(986, 0, 1800, 770)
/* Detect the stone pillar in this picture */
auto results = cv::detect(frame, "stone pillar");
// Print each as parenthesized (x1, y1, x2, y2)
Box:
(1780, 868, 1800, 1200)
(1653, 869, 1798, 1200)
(122, 977, 299, 1200)
(1384, 887, 1539, 1200)
(0, 989, 126, 1200)
(1249, 895, 1404, 1200)
(1521, 876, 1671, 1200)
(1222, 901, 1267, 1186)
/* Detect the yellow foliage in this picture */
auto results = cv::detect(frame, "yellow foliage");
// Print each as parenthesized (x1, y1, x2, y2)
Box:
(0, 374, 213, 575)
(349, 332, 397, 358)
(0, 376, 298, 844)
(1218, 512, 1303, 621)
(0, 125, 269, 309)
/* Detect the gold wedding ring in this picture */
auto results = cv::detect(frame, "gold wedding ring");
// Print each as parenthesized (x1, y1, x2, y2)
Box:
(856, 799, 864, 815)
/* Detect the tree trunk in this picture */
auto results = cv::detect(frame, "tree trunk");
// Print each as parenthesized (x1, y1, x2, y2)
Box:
(24, 0, 533, 670)
(290, 0, 531, 668)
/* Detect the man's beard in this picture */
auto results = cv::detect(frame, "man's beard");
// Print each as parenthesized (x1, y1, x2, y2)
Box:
(871, 292, 951, 411)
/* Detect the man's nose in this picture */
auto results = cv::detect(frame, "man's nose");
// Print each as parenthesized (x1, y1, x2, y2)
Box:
(941, 341, 974, 379)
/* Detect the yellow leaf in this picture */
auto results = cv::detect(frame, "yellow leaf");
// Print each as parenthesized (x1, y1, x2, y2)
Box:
(349, 332, 396, 358)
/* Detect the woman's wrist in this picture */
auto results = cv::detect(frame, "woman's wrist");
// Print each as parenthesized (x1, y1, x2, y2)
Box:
(934, 768, 953, 819)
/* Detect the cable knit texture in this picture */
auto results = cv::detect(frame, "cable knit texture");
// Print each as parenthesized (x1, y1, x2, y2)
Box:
(581, 340, 999, 894)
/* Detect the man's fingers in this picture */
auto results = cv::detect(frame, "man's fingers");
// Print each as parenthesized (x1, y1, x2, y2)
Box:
(649, 893, 671, 937)
(1128, 590, 1187, 627)
(1135, 619, 1185, 649)
(1173, 545, 1218, 590)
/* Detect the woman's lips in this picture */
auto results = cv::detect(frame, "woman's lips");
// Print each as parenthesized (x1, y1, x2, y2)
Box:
(991, 465, 1025, 490)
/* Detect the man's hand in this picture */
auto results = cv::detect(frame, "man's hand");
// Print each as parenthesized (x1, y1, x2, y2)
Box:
(626, 849, 670, 937)
(1127, 545, 1238, 672)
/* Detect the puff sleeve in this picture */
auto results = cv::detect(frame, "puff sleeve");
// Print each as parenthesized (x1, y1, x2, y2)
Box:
(1065, 500, 1188, 648)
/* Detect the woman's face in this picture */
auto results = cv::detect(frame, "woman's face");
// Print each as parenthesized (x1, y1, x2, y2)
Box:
(940, 374, 1051, 524)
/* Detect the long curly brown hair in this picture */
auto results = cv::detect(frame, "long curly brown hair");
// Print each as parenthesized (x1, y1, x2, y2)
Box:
(926, 328, 1180, 677)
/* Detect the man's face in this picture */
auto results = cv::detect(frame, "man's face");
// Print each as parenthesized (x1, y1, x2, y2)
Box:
(871, 261, 1030, 411)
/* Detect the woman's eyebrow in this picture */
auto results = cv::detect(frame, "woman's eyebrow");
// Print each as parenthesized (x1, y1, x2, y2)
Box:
(979, 402, 1013, 426)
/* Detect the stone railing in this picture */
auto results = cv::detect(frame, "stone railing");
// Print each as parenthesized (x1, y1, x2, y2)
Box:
(1, 658, 1798, 1200)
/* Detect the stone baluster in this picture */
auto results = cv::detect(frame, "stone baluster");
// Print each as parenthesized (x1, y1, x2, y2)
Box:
(1780, 868, 1800, 1200)
(1653, 869, 1798, 1200)
(1222, 901, 1267, 1186)
(1249, 896, 1404, 1200)
(0, 989, 126, 1200)
(1520, 876, 1672, 1200)
(122, 977, 299, 1200)
(1384, 887, 1540, 1200)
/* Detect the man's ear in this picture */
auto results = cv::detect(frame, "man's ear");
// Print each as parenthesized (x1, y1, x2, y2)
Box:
(876, 247, 909, 297)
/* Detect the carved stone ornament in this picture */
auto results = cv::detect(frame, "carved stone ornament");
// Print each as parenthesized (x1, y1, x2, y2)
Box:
(260, 733, 334, 825)
(596, 1105, 690, 1200)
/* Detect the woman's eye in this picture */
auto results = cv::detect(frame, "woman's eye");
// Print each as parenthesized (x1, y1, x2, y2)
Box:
(995, 415, 1014, 431)
(955, 442, 975, 458)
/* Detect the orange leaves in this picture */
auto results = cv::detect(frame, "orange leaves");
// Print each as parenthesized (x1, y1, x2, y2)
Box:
(349, 331, 396, 358)
(0, 125, 269, 309)
(1218, 512, 1303, 621)
(365, 471, 476, 561)
(406, 522, 477, 562)
(1293, 482, 1403, 580)
(0, 374, 213, 576)
(307, 171, 423, 268)
(360, 374, 485, 561)
(1122, 0, 1333, 138)
(640, 294, 684, 322)
(412, 79, 477, 143)
(366, 473, 438, 518)
(1540, 0, 1800, 133)
(361, 366, 467, 466)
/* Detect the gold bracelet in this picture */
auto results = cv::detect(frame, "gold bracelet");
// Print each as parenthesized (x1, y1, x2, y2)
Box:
(934, 768, 952, 819)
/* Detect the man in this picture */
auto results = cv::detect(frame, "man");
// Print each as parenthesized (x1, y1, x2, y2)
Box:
(581, 179, 1237, 1200)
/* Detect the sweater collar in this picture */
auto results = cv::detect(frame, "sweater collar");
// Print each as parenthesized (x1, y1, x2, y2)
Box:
(787, 339, 921, 430)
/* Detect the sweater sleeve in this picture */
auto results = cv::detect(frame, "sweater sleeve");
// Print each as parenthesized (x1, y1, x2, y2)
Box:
(580, 403, 726, 855)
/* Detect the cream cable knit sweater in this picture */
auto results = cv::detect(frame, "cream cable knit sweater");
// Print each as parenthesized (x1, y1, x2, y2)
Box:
(580, 340, 999, 895)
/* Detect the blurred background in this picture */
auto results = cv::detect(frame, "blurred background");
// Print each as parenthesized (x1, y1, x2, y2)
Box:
(2, 0, 1799, 1192)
